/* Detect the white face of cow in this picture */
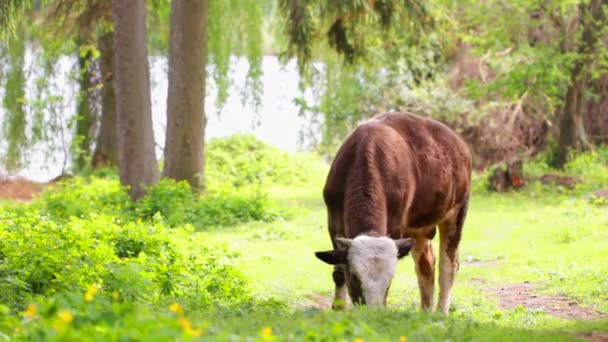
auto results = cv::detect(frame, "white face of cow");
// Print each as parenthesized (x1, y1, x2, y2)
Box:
(315, 236, 413, 308)
(347, 236, 400, 307)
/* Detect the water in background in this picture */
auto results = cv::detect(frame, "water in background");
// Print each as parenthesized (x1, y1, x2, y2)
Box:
(1, 55, 312, 182)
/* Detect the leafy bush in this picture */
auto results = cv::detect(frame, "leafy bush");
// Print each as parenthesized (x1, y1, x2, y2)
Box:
(25, 134, 319, 228)
(563, 148, 608, 194)
(34, 177, 133, 221)
(134, 179, 196, 226)
(24, 176, 291, 229)
(474, 147, 608, 196)
(206, 134, 324, 189)
(0, 210, 250, 311)
(195, 185, 289, 227)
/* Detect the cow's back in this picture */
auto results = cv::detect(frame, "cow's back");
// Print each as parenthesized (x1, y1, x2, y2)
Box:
(323, 112, 471, 239)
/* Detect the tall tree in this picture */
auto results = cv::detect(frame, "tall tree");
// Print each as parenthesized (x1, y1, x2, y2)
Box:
(112, 0, 159, 200)
(163, 0, 208, 191)
(454, 0, 608, 168)
(154, 0, 264, 190)
(554, 0, 608, 168)
(92, 30, 118, 168)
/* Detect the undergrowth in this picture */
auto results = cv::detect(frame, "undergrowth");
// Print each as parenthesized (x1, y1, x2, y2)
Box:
(0, 136, 606, 341)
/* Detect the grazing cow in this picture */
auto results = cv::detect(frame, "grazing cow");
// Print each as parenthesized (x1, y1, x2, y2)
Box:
(315, 112, 471, 313)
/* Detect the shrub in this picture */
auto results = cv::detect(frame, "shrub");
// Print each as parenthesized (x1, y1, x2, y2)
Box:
(475, 147, 608, 195)
(134, 179, 196, 226)
(34, 177, 133, 221)
(563, 148, 608, 194)
(0, 210, 251, 311)
(23, 176, 291, 229)
(194, 185, 290, 228)
(206, 134, 324, 189)
(8, 293, 208, 341)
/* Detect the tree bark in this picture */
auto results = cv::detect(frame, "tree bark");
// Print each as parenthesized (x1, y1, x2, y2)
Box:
(554, 0, 607, 168)
(163, 0, 208, 191)
(74, 43, 95, 172)
(92, 31, 118, 168)
(112, 0, 159, 200)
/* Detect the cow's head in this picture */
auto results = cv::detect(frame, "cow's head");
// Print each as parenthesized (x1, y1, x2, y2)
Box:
(315, 235, 413, 307)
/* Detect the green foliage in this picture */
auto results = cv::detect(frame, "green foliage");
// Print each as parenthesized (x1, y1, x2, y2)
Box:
(207, 0, 266, 109)
(460, 0, 608, 109)
(31, 175, 290, 230)
(563, 148, 608, 193)
(10, 295, 207, 341)
(0, 0, 29, 39)
(27, 135, 315, 229)
(474, 147, 608, 196)
(35, 177, 133, 221)
(0, 210, 250, 312)
(195, 185, 288, 228)
(147, 0, 266, 109)
(400, 77, 479, 126)
(279, 0, 439, 70)
(286, 2, 451, 154)
(206, 134, 324, 188)
(134, 179, 195, 226)
(0, 29, 27, 172)
(1, 140, 608, 340)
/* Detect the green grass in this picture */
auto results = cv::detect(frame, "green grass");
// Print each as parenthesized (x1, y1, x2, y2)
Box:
(195, 170, 608, 341)
(2, 145, 608, 341)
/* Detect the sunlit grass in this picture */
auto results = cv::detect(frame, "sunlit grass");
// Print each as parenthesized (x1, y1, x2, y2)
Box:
(2, 146, 607, 340)
(199, 168, 608, 340)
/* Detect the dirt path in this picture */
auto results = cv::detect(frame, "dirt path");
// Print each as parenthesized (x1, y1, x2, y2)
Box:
(303, 282, 606, 321)
(0, 177, 47, 201)
(300, 278, 607, 341)
(490, 281, 605, 320)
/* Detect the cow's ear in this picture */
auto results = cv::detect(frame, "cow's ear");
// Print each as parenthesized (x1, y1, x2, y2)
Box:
(335, 237, 353, 250)
(395, 238, 414, 259)
(315, 250, 348, 265)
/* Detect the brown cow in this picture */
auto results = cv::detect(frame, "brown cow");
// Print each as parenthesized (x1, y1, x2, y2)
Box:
(315, 112, 471, 314)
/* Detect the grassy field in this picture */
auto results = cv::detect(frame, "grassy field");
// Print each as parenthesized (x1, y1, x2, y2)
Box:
(196, 173, 608, 341)
(1, 139, 607, 341)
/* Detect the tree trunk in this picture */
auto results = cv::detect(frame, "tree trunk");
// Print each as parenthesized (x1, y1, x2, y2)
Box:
(163, 0, 208, 191)
(112, 0, 159, 200)
(73, 43, 95, 172)
(92, 31, 118, 168)
(554, 0, 607, 168)
(555, 74, 587, 168)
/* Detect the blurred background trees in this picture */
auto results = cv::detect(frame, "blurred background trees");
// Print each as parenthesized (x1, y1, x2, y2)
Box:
(1, 0, 607, 199)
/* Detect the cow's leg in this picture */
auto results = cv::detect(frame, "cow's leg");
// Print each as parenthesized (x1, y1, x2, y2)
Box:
(326, 206, 348, 310)
(411, 234, 435, 310)
(437, 202, 468, 314)
(332, 265, 348, 310)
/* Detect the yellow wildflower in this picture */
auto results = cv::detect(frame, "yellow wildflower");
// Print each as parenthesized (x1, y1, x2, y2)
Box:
(178, 317, 191, 329)
(178, 317, 202, 337)
(57, 309, 73, 324)
(186, 327, 202, 337)
(354, 338, 364, 342)
(84, 284, 98, 302)
(399, 337, 407, 342)
(169, 302, 184, 315)
(260, 326, 273, 339)
(112, 291, 120, 301)
(23, 304, 37, 319)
